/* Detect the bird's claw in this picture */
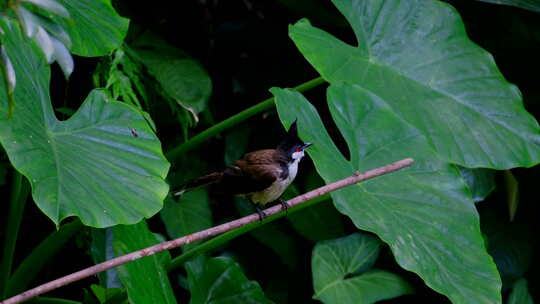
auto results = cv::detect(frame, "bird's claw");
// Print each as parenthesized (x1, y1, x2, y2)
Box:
(278, 199, 289, 216)
(255, 206, 267, 222)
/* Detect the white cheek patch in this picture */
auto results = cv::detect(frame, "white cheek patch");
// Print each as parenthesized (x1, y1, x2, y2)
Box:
(291, 150, 304, 160)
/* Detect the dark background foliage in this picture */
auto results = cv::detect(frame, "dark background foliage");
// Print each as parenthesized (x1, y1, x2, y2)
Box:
(1, 0, 539, 303)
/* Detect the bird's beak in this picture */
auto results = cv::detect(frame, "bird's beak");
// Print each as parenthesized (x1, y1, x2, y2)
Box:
(303, 142, 313, 149)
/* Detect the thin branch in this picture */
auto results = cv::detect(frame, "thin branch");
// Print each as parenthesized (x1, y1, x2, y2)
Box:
(0, 158, 414, 304)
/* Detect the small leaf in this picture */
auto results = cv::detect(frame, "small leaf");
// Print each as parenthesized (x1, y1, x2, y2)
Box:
(186, 255, 274, 304)
(504, 170, 519, 221)
(22, 0, 70, 18)
(51, 35, 73, 78)
(507, 278, 533, 304)
(312, 233, 412, 304)
(113, 221, 177, 304)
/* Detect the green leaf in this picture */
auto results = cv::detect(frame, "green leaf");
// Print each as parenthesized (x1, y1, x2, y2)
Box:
(22, 0, 70, 18)
(133, 34, 212, 117)
(90, 285, 127, 304)
(272, 84, 502, 303)
(504, 170, 519, 221)
(16, 5, 40, 37)
(0, 45, 16, 116)
(288, 0, 540, 169)
(53, 0, 129, 56)
(312, 233, 412, 304)
(186, 255, 274, 304)
(507, 278, 533, 304)
(19, 7, 71, 46)
(101, 49, 147, 110)
(475, 0, 540, 13)
(160, 189, 213, 251)
(113, 221, 177, 304)
(15, 6, 73, 76)
(459, 167, 496, 203)
(0, 19, 170, 227)
(90, 228, 121, 288)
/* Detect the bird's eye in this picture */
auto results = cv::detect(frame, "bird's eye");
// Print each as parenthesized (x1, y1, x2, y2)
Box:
(295, 147, 302, 152)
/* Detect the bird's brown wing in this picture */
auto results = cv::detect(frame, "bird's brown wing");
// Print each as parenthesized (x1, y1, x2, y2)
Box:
(220, 150, 281, 195)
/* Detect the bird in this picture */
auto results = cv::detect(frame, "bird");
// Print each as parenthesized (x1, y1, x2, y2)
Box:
(174, 121, 312, 219)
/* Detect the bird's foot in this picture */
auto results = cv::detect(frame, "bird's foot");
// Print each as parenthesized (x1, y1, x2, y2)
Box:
(277, 199, 289, 216)
(255, 205, 267, 222)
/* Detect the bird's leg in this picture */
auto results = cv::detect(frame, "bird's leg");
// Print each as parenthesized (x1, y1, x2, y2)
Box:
(254, 204, 267, 222)
(277, 199, 289, 216)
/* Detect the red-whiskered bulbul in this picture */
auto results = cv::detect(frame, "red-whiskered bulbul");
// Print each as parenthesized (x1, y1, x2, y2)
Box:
(174, 121, 312, 219)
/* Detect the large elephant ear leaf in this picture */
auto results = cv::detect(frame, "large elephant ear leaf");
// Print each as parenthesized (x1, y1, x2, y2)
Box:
(272, 84, 501, 304)
(0, 19, 169, 228)
(53, 0, 129, 56)
(288, 0, 540, 169)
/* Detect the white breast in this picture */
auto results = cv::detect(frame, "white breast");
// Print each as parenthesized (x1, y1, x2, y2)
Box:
(249, 159, 300, 205)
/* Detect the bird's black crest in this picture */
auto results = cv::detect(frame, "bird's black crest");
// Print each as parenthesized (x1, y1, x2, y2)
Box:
(277, 120, 304, 152)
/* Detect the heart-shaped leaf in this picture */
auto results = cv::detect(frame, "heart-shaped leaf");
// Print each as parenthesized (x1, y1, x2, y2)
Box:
(289, 0, 540, 169)
(312, 233, 412, 304)
(0, 19, 169, 227)
(272, 83, 501, 303)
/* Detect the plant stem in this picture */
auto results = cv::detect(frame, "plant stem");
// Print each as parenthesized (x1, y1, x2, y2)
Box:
(0, 171, 30, 299)
(0, 158, 413, 304)
(165, 77, 325, 163)
(6, 220, 84, 297)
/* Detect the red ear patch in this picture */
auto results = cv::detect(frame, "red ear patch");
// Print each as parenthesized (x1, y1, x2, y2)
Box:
(295, 148, 302, 152)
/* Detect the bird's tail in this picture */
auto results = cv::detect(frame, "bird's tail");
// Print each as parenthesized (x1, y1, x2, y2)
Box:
(173, 172, 223, 196)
